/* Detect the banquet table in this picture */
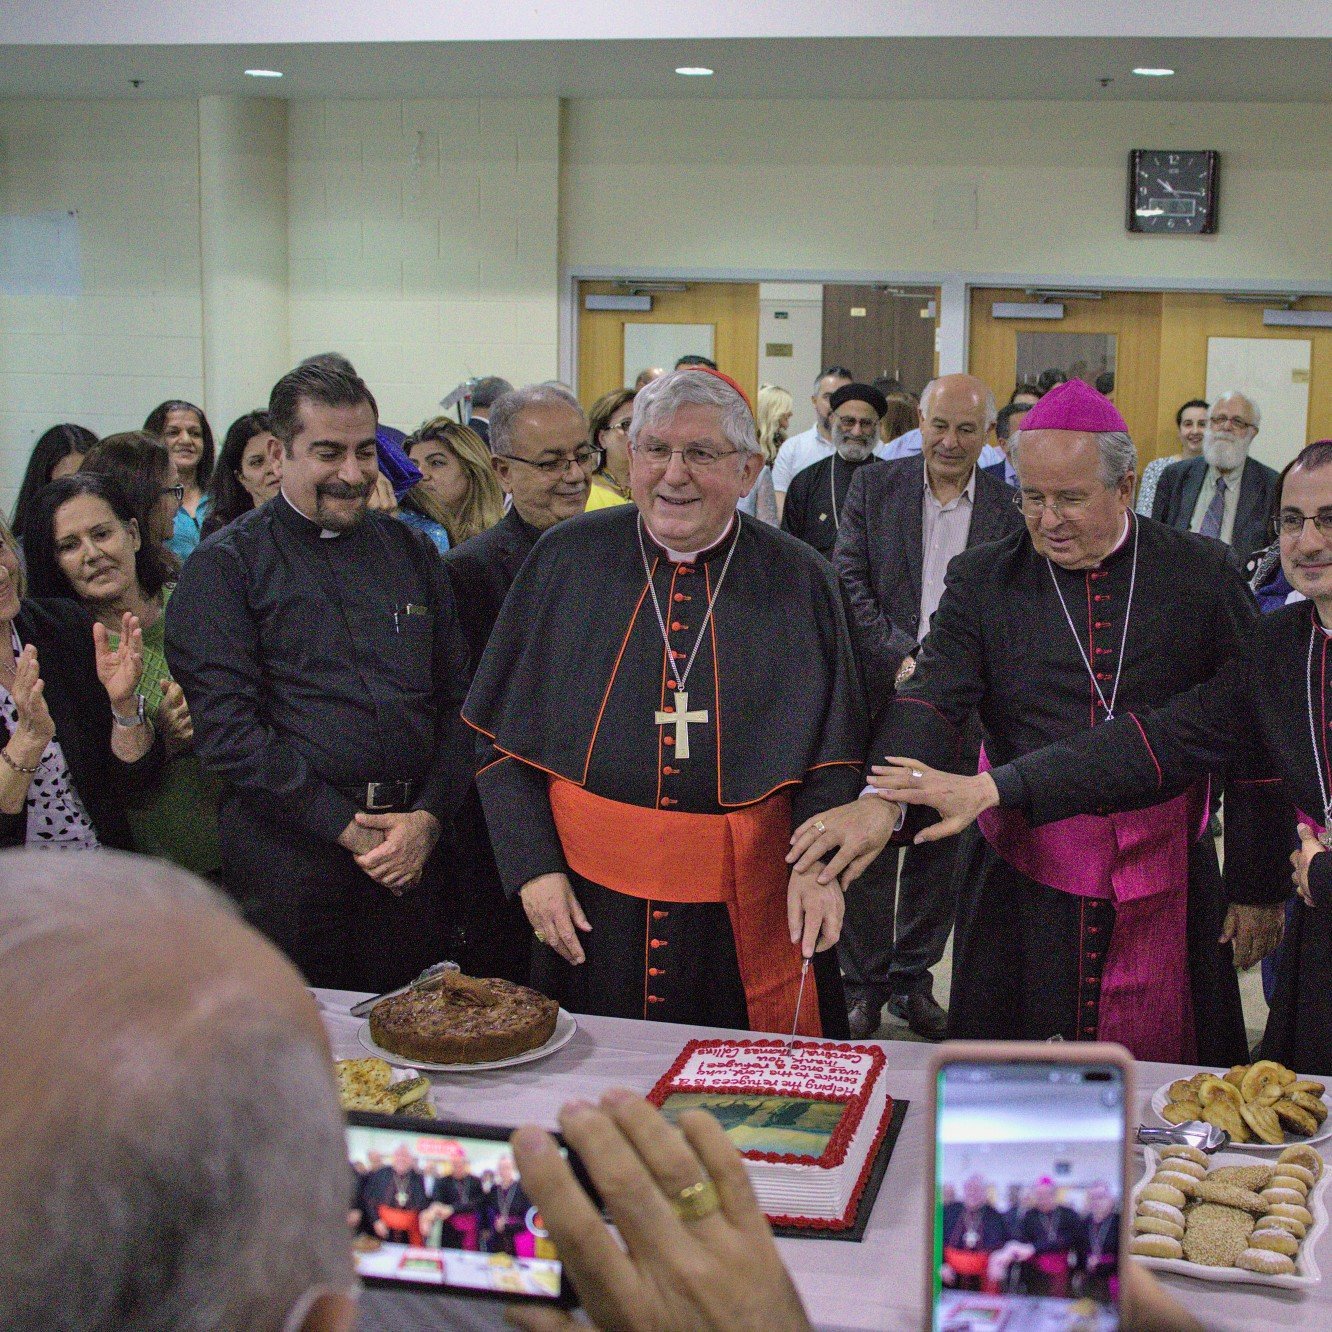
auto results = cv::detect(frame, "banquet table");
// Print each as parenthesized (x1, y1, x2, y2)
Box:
(319, 989, 1329, 1332)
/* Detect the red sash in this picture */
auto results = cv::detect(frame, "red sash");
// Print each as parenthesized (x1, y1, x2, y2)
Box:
(943, 1246, 996, 1292)
(376, 1204, 423, 1247)
(548, 779, 820, 1035)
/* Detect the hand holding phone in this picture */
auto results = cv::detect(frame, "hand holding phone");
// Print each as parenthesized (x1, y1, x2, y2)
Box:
(508, 1089, 812, 1332)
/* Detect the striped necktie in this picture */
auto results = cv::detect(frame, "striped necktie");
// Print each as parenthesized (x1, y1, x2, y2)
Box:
(1200, 475, 1228, 539)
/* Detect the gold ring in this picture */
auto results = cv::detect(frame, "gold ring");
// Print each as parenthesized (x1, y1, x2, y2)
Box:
(671, 1177, 721, 1223)
(815, 820, 827, 834)
(534, 930, 546, 944)
(911, 768, 924, 781)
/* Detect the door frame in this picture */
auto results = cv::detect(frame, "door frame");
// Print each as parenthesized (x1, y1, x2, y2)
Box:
(560, 265, 1332, 391)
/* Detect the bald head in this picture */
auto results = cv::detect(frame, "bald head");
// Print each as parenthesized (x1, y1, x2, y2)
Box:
(918, 375, 997, 496)
(0, 850, 354, 1332)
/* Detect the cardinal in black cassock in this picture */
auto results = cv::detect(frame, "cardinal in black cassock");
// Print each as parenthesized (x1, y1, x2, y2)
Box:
(856, 382, 1288, 1064)
(464, 368, 867, 1036)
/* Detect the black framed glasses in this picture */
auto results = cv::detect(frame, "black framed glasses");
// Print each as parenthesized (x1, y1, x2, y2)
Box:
(1209, 413, 1255, 432)
(1276, 510, 1332, 539)
(161, 484, 185, 503)
(503, 446, 602, 475)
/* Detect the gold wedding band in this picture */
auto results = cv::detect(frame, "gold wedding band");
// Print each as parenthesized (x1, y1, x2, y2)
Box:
(814, 820, 827, 834)
(671, 1177, 721, 1223)
(910, 768, 924, 781)
(534, 930, 546, 944)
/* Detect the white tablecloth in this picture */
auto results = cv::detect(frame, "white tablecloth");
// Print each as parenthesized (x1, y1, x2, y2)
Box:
(319, 990, 1328, 1332)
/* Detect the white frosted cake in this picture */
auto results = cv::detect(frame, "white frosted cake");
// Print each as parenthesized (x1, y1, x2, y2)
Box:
(648, 1038, 894, 1229)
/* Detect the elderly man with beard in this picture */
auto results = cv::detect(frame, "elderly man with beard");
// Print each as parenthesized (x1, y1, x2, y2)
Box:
(827, 374, 1023, 1039)
(780, 382, 887, 559)
(167, 357, 473, 991)
(465, 367, 867, 1035)
(1152, 390, 1279, 564)
(793, 380, 1285, 1062)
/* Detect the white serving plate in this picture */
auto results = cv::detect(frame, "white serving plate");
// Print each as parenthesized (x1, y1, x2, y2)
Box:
(1131, 1146, 1327, 1289)
(1149, 1075, 1332, 1151)
(358, 1008, 578, 1073)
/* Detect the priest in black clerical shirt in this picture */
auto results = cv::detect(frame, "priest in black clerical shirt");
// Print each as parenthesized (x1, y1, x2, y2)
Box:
(166, 357, 473, 993)
(442, 385, 596, 982)
(465, 368, 867, 1037)
(780, 382, 886, 560)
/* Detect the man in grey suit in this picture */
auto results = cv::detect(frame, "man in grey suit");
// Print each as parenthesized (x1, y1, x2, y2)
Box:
(833, 374, 1026, 1038)
(1151, 390, 1279, 566)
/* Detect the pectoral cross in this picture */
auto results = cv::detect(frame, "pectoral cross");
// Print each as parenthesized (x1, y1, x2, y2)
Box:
(654, 690, 709, 761)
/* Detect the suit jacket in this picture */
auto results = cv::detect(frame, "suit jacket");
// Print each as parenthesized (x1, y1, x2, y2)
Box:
(1, 599, 162, 849)
(1150, 454, 1279, 566)
(981, 459, 1017, 488)
(442, 507, 543, 668)
(833, 455, 1026, 699)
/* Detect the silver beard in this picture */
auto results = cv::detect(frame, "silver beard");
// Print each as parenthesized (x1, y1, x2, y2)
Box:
(1202, 430, 1248, 473)
(832, 423, 876, 463)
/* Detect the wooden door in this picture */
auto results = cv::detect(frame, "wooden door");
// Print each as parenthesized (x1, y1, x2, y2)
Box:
(969, 288, 1163, 464)
(576, 281, 759, 409)
(822, 285, 939, 395)
(1158, 292, 1332, 461)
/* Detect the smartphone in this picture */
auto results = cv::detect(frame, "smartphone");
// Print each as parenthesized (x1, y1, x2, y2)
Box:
(925, 1042, 1133, 1332)
(345, 1111, 583, 1308)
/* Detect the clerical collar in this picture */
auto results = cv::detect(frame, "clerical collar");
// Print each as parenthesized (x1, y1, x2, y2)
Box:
(1099, 512, 1132, 564)
(643, 514, 738, 564)
(279, 489, 341, 539)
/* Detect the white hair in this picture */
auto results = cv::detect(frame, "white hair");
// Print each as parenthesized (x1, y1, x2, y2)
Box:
(1211, 389, 1262, 427)
(920, 377, 998, 430)
(629, 367, 760, 456)
(0, 851, 353, 1332)
(1009, 429, 1137, 486)
(488, 383, 587, 457)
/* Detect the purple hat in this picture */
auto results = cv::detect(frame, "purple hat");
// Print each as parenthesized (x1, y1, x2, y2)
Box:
(376, 425, 423, 501)
(1019, 379, 1127, 435)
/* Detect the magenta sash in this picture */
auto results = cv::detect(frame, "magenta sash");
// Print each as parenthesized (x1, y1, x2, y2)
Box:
(976, 747, 1209, 1062)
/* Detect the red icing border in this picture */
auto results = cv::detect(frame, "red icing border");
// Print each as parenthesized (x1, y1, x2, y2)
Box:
(645, 1038, 887, 1171)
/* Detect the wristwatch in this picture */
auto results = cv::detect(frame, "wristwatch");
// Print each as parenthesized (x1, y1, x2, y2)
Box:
(112, 695, 147, 728)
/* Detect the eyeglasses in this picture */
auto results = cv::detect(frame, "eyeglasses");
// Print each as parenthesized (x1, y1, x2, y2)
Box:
(1012, 490, 1097, 520)
(632, 442, 743, 470)
(834, 415, 880, 434)
(1276, 511, 1332, 538)
(604, 420, 633, 435)
(1209, 413, 1255, 432)
(161, 484, 185, 503)
(503, 446, 601, 475)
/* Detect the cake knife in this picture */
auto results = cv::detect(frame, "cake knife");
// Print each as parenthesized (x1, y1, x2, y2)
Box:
(348, 960, 459, 1018)
(789, 959, 810, 1040)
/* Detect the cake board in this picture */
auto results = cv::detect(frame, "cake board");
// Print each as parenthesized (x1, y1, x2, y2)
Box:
(769, 1098, 909, 1242)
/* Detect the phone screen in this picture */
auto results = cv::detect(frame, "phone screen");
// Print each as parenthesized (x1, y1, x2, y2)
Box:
(932, 1060, 1125, 1332)
(346, 1118, 568, 1304)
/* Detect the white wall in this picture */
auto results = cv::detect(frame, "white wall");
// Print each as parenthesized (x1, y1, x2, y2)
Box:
(286, 97, 560, 432)
(0, 98, 204, 511)
(562, 98, 1332, 285)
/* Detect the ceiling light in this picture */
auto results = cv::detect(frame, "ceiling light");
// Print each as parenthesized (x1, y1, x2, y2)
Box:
(245, 68, 284, 79)
(1132, 67, 1175, 77)
(675, 66, 714, 77)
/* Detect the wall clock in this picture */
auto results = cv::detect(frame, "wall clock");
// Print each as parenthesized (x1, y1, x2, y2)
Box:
(1126, 150, 1220, 234)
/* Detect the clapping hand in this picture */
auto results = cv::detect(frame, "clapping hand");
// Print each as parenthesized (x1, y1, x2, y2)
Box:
(93, 613, 145, 716)
(4, 645, 55, 766)
(157, 680, 194, 755)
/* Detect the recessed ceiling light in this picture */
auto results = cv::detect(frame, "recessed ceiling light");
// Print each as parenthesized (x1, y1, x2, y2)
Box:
(1132, 67, 1175, 77)
(675, 66, 714, 77)
(245, 68, 284, 79)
